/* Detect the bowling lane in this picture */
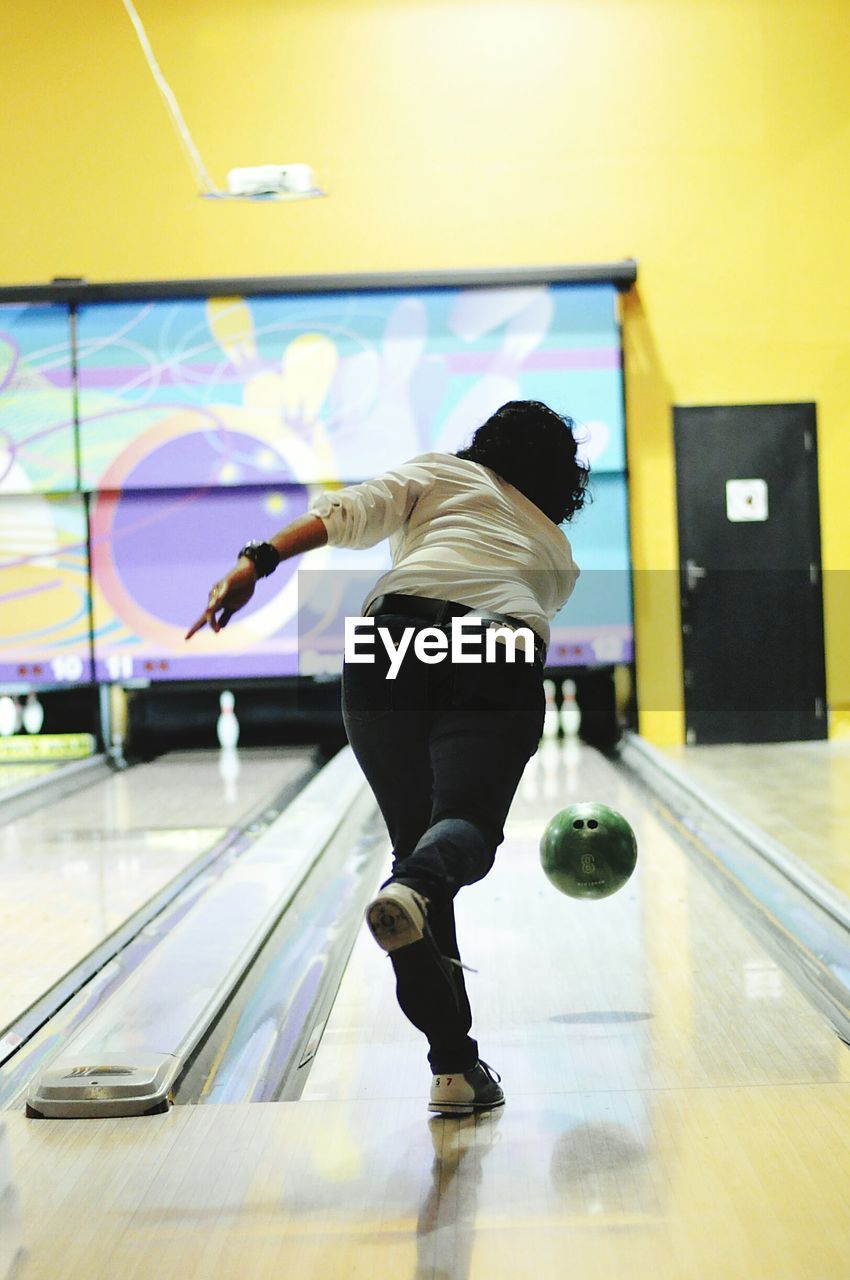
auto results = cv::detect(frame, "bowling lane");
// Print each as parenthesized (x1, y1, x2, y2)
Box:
(306, 738, 850, 1104)
(656, 740, 850, 902)
(0, 748, 308, 1035)
(295, 738, 850, 1269)
(3, 739, 850, 1280)
(4, 1084, 850, 1280)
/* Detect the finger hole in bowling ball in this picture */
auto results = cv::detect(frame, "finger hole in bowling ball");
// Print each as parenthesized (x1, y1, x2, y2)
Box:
(573, 819, 584, 829)
(587, 820, 598, 829)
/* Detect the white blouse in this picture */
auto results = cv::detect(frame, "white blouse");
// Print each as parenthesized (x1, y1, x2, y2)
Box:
(309, 452, 580, 644)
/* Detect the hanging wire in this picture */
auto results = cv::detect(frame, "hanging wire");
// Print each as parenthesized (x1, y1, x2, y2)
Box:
(120, 0, 218, 195)
(119, 0, 325, 202)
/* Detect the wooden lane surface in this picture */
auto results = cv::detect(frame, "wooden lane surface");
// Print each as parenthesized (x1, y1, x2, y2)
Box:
(3, 742, 850, 1277)
(3, 1083, 850, 1279)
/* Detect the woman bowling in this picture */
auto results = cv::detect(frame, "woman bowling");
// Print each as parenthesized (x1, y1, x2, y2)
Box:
(186, 400, 587, 1116)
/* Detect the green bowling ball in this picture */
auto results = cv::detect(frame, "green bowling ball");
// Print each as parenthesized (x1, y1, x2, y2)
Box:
(540, 803, 637, 900)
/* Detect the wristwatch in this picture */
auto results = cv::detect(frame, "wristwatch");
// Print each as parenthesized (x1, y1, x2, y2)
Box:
(237, 540, 280, 578)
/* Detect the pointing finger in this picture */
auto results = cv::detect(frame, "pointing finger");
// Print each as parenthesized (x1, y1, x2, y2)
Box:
(185, 614, 208, 640)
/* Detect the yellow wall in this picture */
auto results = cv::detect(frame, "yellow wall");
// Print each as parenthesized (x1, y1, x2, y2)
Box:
(4, 0, 849, 741)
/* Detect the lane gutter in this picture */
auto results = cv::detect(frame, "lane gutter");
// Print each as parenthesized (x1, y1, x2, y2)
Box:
(619, 732, 850, 1048)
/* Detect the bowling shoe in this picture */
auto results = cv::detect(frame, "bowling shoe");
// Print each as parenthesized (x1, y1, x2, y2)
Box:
(366, 882, 465, 1016)
(365, 882, 428, 951)
(429, 1061, 504, 1116)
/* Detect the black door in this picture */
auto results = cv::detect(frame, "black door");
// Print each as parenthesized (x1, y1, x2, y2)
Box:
(673, 403, 826, 744)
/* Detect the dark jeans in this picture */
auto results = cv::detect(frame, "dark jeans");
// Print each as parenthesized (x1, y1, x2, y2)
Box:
(342, 612, 545, 1073)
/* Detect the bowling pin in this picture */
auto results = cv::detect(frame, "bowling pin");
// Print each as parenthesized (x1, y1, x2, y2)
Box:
(0, 696, 17, 737)
(218, 744, 241, 803)
(22, 693, 44, 735)
(542, 679, 559, 739)
(560, 679, 581, 739)
(216, 690, 240, 748)
(107, 683, 129, 768)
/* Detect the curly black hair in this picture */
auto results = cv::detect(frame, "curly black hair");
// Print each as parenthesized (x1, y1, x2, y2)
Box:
(455, 400, 590, 524)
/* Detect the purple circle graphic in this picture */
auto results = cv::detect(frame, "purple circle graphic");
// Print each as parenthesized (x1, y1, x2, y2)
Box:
(106, 432, 304, 630)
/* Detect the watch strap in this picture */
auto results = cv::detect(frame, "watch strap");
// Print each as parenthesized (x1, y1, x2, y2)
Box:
(237, 540, 280, 578)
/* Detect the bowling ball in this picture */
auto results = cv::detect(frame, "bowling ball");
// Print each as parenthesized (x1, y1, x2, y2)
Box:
(540, 803, 637, 900)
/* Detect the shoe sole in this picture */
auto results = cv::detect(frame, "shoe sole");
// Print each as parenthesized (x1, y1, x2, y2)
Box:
(366, 897, 424, 952)
(428, 1095, 505, 1116)
(367, 890, 463, 1017)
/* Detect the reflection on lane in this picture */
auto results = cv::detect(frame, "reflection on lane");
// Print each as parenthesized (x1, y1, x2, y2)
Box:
(0, 748, 310, 1039)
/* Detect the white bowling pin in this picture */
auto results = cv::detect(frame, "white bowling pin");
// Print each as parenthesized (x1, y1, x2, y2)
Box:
(543, 679, 559, 739)
(560, 679, 581, 738)
(22, 693, 44, 735)
(218, 744, 241, 803)
(0, 696, 17, 737)
(216, 690, 240, 748)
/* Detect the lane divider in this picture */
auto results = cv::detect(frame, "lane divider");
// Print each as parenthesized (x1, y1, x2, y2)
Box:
(26, 748, 366, 1119)
(0, 753, 316, 1079)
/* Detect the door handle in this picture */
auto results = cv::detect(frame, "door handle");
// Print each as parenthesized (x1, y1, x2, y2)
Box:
(684, 559, 707, 592)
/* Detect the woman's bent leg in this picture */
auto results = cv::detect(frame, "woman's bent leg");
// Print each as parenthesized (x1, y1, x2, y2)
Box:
(395, 654, 546, 899)
(342, 634, 544, 1075)
(342, 651, 475, 1068)
(389, 655, 545, 1070)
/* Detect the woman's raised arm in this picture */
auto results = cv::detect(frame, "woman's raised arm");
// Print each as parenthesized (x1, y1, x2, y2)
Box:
(185, 513, 328, 639)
